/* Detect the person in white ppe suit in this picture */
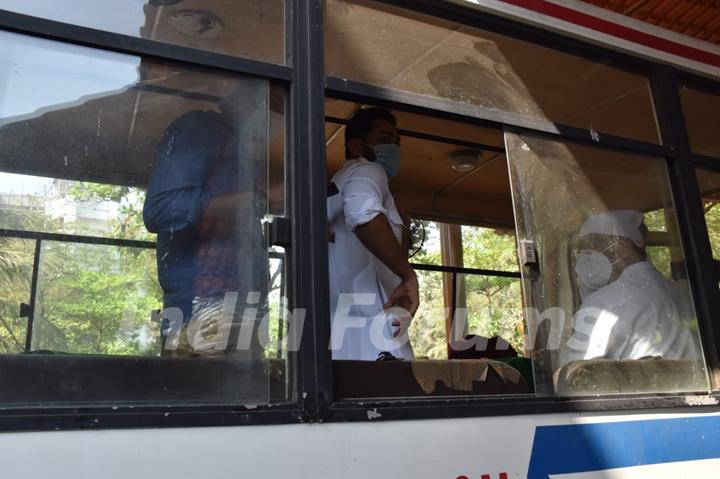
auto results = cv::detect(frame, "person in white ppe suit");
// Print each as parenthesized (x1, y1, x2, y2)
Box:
(327, 108, 418, 361)
(559, 210, 697, 365)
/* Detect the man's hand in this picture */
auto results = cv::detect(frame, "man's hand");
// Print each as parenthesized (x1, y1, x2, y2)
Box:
(384, 272, 419, 337)
(384, 272, 419, 316)
(354, 214, 420, 328)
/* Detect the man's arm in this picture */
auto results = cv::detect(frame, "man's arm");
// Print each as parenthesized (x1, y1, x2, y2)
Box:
(143, 111, 232, 234)
(354, 214, 419, 317)
(196, 192, 254, 238)
(394, 197, 411, 253)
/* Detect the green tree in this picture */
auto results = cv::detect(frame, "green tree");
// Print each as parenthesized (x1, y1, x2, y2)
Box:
(0, 182, 163, 356)
(32, 242, 161, 355)
(703, 201, 720, 259)
(0, 209, 52, 353)
(409, 222, 524, 359)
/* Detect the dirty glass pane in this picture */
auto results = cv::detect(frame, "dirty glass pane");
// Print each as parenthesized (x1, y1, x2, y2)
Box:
(264, 247, 289, 360)
(696, 168, 720, 261)
(31, 242, 162, 355)
(0, 237, 33, 353)
(505, 132, 708, 396)
(0, 30, 289, 406)
(0, 173, 154, 242)
(681, 86, 720, 158)
(0, 0, 286, 65)
(325, 0, 659, 143)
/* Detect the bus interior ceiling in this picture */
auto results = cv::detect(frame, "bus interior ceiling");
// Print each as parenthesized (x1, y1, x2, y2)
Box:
(325, 98, 514, 229)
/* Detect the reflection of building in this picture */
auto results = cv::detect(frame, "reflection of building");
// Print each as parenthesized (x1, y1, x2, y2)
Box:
(0, 178, 120, 235)
(46, 181, 119, 234)
(0, 193, 45, 213)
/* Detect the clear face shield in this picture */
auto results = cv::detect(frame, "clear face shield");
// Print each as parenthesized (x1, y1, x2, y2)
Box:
(569, 234, 635, 300)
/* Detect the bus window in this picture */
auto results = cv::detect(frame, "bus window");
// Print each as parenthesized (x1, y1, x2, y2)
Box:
(0, 29, 289, 405)
(505, 132, 709, 397)
(680, 86, 720, 158)
(325, 0, 659, 144)
(0, 0, 286, 65)
(326, 100, 531, 399)
(409, 222, 523, 360)
(0, 238, 34, 353)
(695, 168, 720, 278)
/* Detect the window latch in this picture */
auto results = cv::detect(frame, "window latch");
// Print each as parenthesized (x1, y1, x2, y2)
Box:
(519, 239, 538, 267)
(265, 216, 292, 248)
(19, 303, 32, 318)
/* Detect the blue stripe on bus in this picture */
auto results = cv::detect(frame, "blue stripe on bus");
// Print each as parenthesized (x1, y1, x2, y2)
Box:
(527, 416, 720, 478)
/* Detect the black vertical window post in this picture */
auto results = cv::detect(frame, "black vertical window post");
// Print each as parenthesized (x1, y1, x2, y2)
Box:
(24, 239, 42, 352)
(650, 67, 720, 388)
(291, 0, 333, 420)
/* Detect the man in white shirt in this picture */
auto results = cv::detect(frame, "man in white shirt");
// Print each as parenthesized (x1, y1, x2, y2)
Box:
(560, 210, 697, 365)
(327, 108, 418, 360)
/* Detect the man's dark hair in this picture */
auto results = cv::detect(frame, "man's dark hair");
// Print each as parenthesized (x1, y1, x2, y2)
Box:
(344, 107, 396, 160)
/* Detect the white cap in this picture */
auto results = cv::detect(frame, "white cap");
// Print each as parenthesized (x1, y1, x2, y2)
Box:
(579, 210, 645, 247)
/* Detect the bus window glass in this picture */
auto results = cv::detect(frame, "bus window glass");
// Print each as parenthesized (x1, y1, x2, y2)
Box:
(505, 132, 709, 397)
(695, 168, 720, 262)
(644, 209, 674, 280)
(0, 30, 289, 406)
(325, 0, 659, 144)
(326, 101, 530, 399)
(680, 86, 720, 158)
(0, 0, 286, 65)
(0, 238, 34, 353)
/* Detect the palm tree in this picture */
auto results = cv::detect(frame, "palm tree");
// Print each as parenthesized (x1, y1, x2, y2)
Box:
(0, 209, 41, 352)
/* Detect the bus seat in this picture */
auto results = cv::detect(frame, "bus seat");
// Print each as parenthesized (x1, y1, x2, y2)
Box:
(554, 358, 705, 396)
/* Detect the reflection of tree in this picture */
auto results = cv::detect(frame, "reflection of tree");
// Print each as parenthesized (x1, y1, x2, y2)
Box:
(34, 243, 161, 355)
(0, 180, 288, 357)
(0, 211, 45, 353)
(0, 183, 163, 355)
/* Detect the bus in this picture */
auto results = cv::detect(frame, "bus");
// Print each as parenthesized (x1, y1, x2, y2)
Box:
(0, 0, 718, 477)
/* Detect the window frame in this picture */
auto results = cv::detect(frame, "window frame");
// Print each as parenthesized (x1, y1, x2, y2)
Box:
(318, 0, 720, 422)
(678, 77, 720, 165)
(0, 0, 327, 430)
(0, 0, 717, 432)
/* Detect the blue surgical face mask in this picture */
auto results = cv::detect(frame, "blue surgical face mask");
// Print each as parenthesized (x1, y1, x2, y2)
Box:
(369, 143, 402, 178)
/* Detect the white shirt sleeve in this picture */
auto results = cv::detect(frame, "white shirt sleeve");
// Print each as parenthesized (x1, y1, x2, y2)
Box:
(561, 297, 622, 363)
(341, 162, 390, 231)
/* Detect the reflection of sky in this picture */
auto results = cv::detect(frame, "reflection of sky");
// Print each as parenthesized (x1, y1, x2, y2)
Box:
(0, 29, 140, 119)
(0, 6, 143, 194)
(0, 173, 52, 196)
(0, 0, 146, 37)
